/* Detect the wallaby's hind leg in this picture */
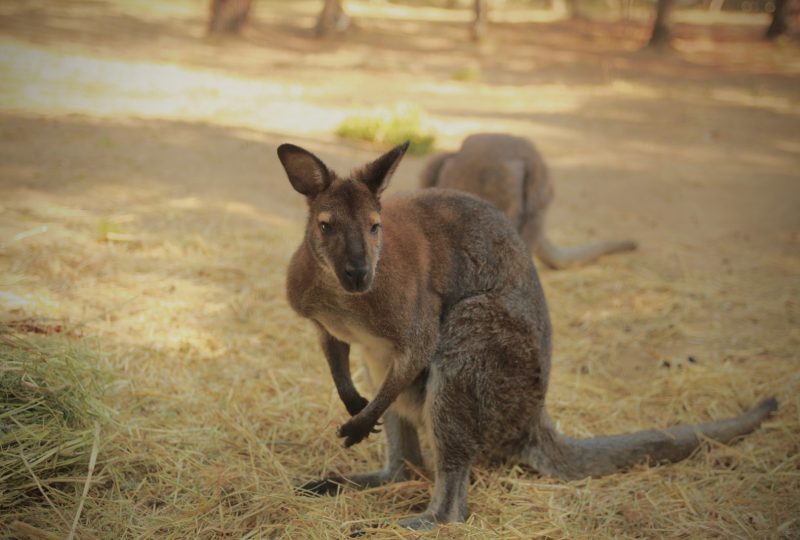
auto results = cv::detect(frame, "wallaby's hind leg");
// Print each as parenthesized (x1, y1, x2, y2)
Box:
(397, 366, 475, 530)
(533, 233, 638, 270)
(397, 468, 470, 530)
(396, 289, 543, 530)
(299, 410, 423, 495)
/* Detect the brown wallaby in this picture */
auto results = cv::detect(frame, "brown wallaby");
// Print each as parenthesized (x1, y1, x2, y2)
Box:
(421, 133, 638, 269)
(277, 142, 777, 531)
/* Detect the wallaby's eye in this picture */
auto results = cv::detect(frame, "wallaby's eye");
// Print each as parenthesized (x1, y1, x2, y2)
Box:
(319, 222, 332, 234)
(370, 223, 381, 235)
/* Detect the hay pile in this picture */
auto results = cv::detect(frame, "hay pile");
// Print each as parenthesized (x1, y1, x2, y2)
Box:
(1, 329, 107, 539)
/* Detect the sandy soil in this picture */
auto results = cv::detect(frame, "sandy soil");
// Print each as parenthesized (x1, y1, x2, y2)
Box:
(1, 0, 799, 538)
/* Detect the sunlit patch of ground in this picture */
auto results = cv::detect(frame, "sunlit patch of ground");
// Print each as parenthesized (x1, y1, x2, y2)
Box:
(1, 0, 798, 538)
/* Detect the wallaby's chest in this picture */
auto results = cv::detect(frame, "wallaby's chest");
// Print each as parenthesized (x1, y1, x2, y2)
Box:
(317, 313, 392, 385)
(317, 312, 389, 353)
(316, 311, 425, 425)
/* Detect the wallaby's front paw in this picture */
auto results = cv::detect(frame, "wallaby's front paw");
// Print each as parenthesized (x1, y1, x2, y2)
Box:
(344, 395, 369, 416)
(337, 415, 380, 447)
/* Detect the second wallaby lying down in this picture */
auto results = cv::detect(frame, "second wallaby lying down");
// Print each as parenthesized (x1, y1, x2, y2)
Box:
(421, 133, 637, 269)
(278, 142, 777, 531)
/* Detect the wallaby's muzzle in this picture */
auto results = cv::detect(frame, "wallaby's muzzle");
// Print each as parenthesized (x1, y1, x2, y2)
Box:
(344, 263, 372, 291)
(341, 262, 371, 292)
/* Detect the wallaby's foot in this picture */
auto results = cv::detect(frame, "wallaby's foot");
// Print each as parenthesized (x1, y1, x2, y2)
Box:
(397, 512, 439, 531)
(298, 466, 409, 497)
(351, 510, 458, 534)
(297, 475, 345, 496)
(395, 478, 470, 530)
(301, 410, 424, 500)
(349, 513, 440, 535)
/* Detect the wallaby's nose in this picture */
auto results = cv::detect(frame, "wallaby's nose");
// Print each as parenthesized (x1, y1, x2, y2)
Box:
(344, 263, 369, 288)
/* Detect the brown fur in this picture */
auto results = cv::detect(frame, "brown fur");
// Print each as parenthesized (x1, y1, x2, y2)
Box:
(278, 142, 777, 530)
(421, 133, 638, 269)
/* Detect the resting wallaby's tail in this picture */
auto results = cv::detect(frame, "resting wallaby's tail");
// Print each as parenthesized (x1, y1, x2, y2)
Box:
(525, 398, 778, 481)
(536, 235, 638, 270)
(419, 152, 454, 188)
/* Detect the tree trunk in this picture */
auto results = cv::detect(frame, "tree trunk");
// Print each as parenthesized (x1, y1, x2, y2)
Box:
(765, 0, 789, 39)
(316, 0, 350, 37)
(471, 0, 488, 41)
(647, 0, 675, 49)
(208, 0, 252, 35)
(564, 0, 581, 19)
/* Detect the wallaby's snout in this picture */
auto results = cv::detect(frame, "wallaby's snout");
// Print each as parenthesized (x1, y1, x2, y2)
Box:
(339, 228, 374, 292)
(343, 261, 370, 292)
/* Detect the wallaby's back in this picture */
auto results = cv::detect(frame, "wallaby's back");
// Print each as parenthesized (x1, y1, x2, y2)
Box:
(421, 133, 552, 231)
(421, 133, 637, 269)
(387, 188, 539, 306)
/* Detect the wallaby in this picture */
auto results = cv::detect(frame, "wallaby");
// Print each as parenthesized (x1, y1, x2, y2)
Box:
(278, 142, 777, 531)
(421, 133, 638, 269)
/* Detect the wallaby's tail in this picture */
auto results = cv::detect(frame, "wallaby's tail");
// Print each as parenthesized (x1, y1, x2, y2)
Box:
(523, 398, 778, 481)
(535, 235, 638, 270)
(419, 152, 454, 188)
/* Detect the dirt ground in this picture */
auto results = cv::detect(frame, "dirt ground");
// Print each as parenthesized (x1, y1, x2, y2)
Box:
(1, 0, 799, 538)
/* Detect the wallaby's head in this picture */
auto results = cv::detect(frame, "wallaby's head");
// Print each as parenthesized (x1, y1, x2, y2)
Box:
(278, 142, 409, 294)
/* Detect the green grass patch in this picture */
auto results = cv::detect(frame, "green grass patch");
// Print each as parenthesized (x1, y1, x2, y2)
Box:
(452, 65, 481, 82)
(336, 104, 436, 155)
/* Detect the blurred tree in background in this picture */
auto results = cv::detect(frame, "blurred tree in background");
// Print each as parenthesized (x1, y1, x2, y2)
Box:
(766, 0, 796, 38)
(472, 0, 489, 40)
(648, 0, 676, 48)
(207, 0, 796, 45)
(208, 0, 253, 34)
(316, 0, 351, 36)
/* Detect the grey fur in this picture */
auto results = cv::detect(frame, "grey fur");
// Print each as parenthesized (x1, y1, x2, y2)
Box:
(280, 143, 777, 530)
(421, 133, 638, 269)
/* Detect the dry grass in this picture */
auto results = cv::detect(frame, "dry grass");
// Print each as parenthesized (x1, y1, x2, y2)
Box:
(0, 0, 798, 538)
(1, 185, 798, 539)
(1, 332, 107, 515)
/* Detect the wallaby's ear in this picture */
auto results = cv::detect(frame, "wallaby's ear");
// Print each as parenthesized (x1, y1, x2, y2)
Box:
(353, 141, 410, 196)
(277, 144, 332, 198)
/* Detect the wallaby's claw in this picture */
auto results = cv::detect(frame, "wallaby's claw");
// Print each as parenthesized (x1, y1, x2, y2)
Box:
(337, 415, 376, 447)
(342, 433, 364, 448)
